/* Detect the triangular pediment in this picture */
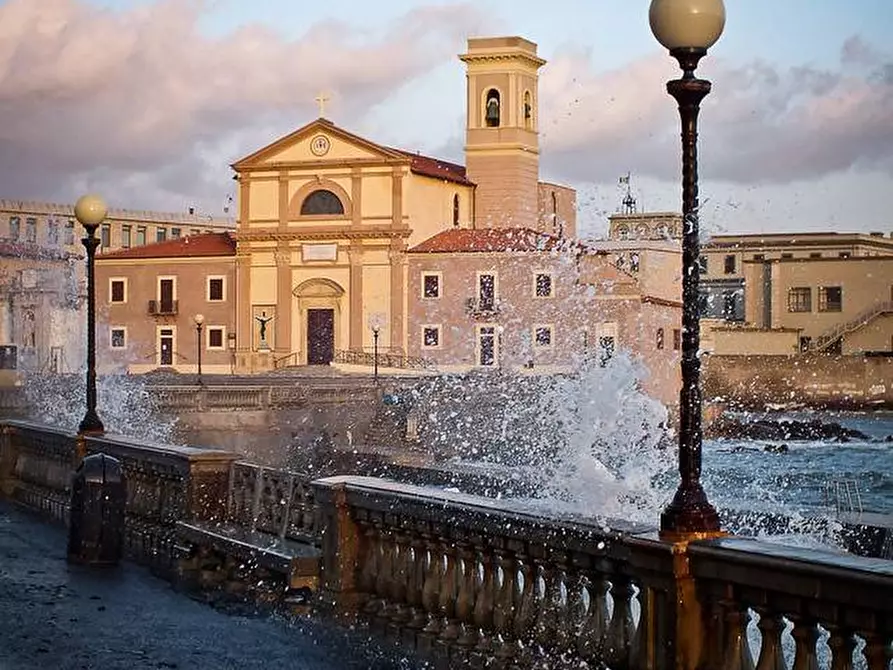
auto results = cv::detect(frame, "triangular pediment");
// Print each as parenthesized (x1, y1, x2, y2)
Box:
(231, 118, 405, 170)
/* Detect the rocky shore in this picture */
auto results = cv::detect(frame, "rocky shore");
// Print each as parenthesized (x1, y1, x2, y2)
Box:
(705, 415, 877, 442)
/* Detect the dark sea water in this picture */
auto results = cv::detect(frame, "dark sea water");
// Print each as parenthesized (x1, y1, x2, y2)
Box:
(703, 411, 893, 516)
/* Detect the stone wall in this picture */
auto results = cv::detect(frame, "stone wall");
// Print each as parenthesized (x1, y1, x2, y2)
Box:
(703, 353, 893, 409)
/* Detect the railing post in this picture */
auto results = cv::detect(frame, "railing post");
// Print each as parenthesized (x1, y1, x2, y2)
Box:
(0, 422, 16, 497)
(669, 540, 713, 670)
(312, 478, 362, 618)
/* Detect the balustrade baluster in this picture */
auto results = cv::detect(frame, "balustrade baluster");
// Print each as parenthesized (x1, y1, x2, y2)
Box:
(374, 527, 398, 624)
(358, 520, 379, 608)
(721, 603, 755, 670)
(455, 541, 479, 648)
(826, 627, 855, 670)
(421, 537, 444, 635)
(388, 531, 411, 625)
(860, 631, 890, 670)
(364, 520, 387, 615)
(755, 610, 787, 670)
(790, 619, 819, 670)
(437, 542, 460, 643)
(605, 574, 636, 670)
(492, 548, 519, 664)
(514, 557, 538, 646)
(533, 562, 563, 651)
(568, 570, 592, 661)
(406, 528, 429, 630)
(473, 546, 496, 657)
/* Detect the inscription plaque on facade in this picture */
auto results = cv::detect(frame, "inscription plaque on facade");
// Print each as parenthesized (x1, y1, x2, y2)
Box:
(302, 244, 338, 262)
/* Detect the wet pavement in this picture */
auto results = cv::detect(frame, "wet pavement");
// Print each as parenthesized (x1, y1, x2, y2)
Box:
(0, 500, 419, 670)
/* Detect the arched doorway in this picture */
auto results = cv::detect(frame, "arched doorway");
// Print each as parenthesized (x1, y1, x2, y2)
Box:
(293, 278, 344, 365)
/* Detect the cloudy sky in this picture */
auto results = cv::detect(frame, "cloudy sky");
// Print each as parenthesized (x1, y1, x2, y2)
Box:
(1, 0, 891, 238)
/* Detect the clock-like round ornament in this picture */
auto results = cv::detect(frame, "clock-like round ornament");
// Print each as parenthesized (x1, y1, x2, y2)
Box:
(310, 134, 331, 156)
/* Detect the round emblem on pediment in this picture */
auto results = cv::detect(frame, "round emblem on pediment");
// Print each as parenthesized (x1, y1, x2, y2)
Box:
(310, 134, 331, 157)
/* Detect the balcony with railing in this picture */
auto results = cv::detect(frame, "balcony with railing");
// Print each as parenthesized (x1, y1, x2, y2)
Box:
(465, 296, 501, 319)
(148, 299, 178, 316)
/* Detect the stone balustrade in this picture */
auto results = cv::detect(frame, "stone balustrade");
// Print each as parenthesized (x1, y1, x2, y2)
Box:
(1, 420, 891, 669)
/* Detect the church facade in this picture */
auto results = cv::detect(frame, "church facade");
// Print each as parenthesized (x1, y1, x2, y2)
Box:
(228, 36, 576, 371)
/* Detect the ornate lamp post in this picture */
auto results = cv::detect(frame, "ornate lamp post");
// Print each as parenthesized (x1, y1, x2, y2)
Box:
(194, 313, 205, 385)
(75, 194, 108, 435)
(371, 325, 380, 383)
(649, 0, 726, 538)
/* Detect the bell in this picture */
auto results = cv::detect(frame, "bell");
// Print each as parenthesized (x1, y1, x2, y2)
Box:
(485, 98, 500, 126)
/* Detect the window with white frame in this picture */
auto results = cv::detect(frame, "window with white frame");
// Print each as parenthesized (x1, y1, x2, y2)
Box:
(109, 278, 127, 303)
(207, 276, 225, 302)
(207, 327, 225, 350)
(534, 273, 553, 298)
(422, 273, 441, 299)
(110, 327, 126, 349)
(533, 325, 553, 348)
(422, 325, 441, 349)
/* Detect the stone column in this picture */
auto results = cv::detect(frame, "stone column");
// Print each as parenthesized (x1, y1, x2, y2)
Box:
(388, 244, 406, 354)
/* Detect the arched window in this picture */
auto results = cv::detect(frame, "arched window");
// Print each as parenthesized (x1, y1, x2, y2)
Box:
(452, 194, 460, 228)
(300, 189, 344, 216)
(523, 91, 532, 129)
(485, 89, 500, 127)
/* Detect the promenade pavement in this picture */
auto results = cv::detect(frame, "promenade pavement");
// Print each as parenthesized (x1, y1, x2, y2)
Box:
(0, 500, 420, 670)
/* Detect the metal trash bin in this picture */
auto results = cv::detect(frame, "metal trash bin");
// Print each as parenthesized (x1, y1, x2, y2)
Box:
(67, 453, 127, 566)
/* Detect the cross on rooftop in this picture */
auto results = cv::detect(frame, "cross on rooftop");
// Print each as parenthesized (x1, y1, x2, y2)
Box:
(315, 92, 330, 118)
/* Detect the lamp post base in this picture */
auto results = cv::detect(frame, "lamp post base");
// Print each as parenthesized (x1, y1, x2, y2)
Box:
(659, 482, 721, 541)
(78, 410, 105, 436)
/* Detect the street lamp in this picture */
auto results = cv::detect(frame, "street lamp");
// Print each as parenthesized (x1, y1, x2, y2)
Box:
(371, 325, 380, 383)
(75, 194, 108, 435)
(650, 0, 725, 538)
(194, 314, 205, 385)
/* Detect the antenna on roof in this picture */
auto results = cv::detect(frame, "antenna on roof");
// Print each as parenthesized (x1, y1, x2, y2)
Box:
(619, 172, 636, 214)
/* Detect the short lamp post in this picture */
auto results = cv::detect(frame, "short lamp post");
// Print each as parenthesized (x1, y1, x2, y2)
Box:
(371, 325, 380, 383)
(650, 0, 725, 538)
(194, 314, 205, 384)
(75, 194, 107, 435)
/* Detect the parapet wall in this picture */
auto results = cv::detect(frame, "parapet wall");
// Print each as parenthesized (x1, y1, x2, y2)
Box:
(703, 353, 893, 409)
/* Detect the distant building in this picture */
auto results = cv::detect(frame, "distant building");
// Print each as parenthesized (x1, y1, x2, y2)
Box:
(0, 199, 235, 372)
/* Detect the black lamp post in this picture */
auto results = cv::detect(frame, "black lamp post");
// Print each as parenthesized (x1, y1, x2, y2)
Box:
(372, 325, 380, 383)
(650, 0, 726, 538)
(194, 313, 204, 385)
(75, 194, 107, 435)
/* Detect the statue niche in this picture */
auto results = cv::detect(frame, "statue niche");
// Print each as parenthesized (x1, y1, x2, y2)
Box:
(485, 89, 501, 128)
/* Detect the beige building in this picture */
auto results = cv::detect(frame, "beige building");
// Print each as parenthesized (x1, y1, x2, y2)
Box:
(95, 234, 237, 374)
(406, 228, 682, 407)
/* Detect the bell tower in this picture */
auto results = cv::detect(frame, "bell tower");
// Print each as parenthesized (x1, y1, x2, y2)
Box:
(460, 37, 545, 229)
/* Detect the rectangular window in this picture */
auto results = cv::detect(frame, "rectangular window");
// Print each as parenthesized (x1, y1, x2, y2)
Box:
(753, 254, 765, 261)
(534, 273, 553, 298)
(722, 291, 738, 320)
(110, 279, 126, 303)
(781, 253, 793, 260)
(673, 329, 681, 351)
(422, 325, 441, 349)
(478, 326, 496, 366)
(136, 226, 147, 246)
(698, 256, 708, 274)
(809, 252, 822, 259)
(110, 328, 126, 349)
(818, 286, 842, 312)
(724, 255, 736, 274)
(479, 273, 495, 310)
(207, 327, 225, 349)
(121, 225, 131, 248)
(598, 336, 615, 367)
(64, 220, 75, 245)
(25, 217, 37, 243)
(422, 273, 440, 299)
(156, 227, 167, 243)
(9, 216, 20, 240)
(656, 328, 665, 350)
(48, 220, 59, 245)
(159, 277, 176, 313)
(171, 227, 181, 239)
(100, 224, 111, 249)
(534, 325, 553, 347)
(207, 277, 225, 302)
(787, 287, 811, 313)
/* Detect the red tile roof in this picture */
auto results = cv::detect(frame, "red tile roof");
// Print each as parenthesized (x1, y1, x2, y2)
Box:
(97, 232, 236, 260)
(408, 227, 572, 253)
(390, 149, 474, 186)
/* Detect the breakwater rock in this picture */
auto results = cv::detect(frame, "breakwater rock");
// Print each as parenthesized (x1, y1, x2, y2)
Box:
(707, 416, 870, 442)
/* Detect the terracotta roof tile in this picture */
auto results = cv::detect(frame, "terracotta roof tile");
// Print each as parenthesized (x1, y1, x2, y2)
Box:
(390, 149, 474, 186)
(408, 227, 572, 253)
(97, 232, 236, 260)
